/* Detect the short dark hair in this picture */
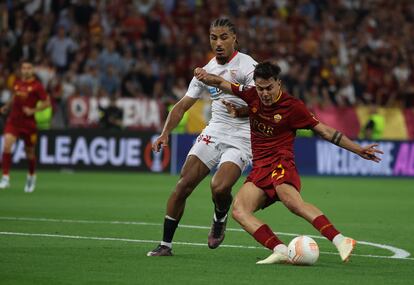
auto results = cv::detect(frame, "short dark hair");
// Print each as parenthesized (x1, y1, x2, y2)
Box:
(210, 18, 236, 35)
(253, 62, 281, 81)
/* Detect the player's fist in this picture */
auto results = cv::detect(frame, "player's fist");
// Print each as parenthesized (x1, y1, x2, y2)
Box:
(222, 100, 238, 118)
(0, 106, 8, 114)
(23, 107, 35, 116)
(194, 68, 208, 81)
(152, 134, 169, 152)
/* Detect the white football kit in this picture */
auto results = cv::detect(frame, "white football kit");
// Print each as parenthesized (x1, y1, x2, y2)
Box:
(185, 51, 257, 171)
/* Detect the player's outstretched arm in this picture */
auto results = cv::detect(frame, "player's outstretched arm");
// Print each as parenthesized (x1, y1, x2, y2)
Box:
(222, 100, 249, 118)
(23, 97, 51, 116)
(312, 122, 383, 162)
(152, 96, 197, 152)
(194, 68, 234, 95)
(0, 95, 15, 114)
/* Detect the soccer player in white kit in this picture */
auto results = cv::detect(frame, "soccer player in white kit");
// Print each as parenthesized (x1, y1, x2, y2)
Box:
(147, 18, 257, 256)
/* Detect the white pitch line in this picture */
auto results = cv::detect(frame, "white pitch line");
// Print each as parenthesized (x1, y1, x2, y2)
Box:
(0, 231, 413, 261)
(0, 216, 411, 260)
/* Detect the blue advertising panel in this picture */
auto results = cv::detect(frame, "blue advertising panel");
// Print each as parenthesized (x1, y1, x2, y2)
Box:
(171, 135, 414, 177)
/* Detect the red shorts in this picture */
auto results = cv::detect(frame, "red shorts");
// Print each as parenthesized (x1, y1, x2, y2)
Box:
(4, 123, 38, 147)
(245, 158, 301, 208)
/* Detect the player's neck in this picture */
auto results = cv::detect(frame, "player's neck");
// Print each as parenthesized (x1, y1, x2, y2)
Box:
(216, 50, 237, 65)
(272, 90, 283, 104)
(22, 76, 35, 82)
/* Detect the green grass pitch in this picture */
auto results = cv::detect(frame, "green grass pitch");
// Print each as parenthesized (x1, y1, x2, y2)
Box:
(0, 171, 413, 284)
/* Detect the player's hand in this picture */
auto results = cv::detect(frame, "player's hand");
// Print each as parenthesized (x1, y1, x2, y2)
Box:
(222, 100, 238, 117)
(23, 107, 35, 116)
(152, 134, 169, 152)
(194, 68, 208, 82)
(358, 143, 383, 162)
(0, 106, 8, 114)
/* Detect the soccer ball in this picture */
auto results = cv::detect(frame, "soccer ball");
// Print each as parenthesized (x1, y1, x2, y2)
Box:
(287, 235, 319, 265)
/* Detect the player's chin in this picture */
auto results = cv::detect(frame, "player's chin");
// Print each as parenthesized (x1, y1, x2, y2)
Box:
(215, 52, 227, 60)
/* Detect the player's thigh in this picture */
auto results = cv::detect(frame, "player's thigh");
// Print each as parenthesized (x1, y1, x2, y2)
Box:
(23, 131, 37, 153)
(275, 183, 304, 207)
(211, 161, 241, 191)
(3, 133, 17, 152)
(179, 154, 211, 188)
(233, 182, 267, 213)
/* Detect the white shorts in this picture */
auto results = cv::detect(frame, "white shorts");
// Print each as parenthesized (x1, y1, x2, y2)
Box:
(188, 129, 251, 171)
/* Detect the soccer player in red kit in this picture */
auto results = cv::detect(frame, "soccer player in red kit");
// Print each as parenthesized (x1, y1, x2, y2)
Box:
(194, 62, 383, 264)
(0, 61, 50, 192)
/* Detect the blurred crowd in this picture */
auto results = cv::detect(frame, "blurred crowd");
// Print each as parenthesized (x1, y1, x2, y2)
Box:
(0, 0, 414, 128)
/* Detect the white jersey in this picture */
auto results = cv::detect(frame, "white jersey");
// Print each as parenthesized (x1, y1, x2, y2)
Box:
(186, 52, 257, 139)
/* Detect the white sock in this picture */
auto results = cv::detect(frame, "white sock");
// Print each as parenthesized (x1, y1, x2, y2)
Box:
(160, 241, 172, 248)
(273, 244, 288, 254)
(333, 234, 345, 247)
(2, 175, 9, 181)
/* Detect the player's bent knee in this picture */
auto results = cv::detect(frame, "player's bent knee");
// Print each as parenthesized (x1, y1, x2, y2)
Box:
(283, 199, 304, 216)
(174, 178, 196, 200)
(211, 183, 232, 197)
(231, 206, 243, 223)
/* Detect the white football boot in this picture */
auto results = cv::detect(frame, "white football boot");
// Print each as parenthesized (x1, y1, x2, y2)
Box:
(335, 236, 356, 262)
(0, 176, 10, 189)
(24, 175, 36, 193)
(256, 244, 289, 265)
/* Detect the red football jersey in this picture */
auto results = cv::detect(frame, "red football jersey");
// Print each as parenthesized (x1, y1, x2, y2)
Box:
(7, 78, 48, 130)
(231, 84, 319, 166)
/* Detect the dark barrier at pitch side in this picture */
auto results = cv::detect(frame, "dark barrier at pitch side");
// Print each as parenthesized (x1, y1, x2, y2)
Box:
(3, 130, 413, 176)
(0, 130, 170, 172)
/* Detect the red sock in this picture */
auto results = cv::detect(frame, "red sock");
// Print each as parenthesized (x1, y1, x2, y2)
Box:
(2, 153, 11, 176)
(252, 224, 284, 250)
(312, 215, 340, 241)
(28, 157, 36, 176)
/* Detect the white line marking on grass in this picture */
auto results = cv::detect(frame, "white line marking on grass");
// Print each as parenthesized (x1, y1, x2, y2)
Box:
(0, 231, 413, 261)
(0, 216, 411, 260)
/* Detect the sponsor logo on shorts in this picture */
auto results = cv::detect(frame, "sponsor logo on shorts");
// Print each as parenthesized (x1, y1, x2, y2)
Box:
(271, 163, 285, 180)
(197, 134, 214, 145)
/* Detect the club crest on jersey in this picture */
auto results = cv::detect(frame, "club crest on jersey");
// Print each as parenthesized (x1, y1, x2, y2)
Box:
(251, 107, 257, 113)
(28, 86, 33, 92)
(274, 114, 282, 123)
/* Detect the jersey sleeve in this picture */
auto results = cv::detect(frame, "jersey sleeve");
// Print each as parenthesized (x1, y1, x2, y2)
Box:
(36, 82, 48, 101)
(289, 100, 319, 130)
(230, 83, 255, 104)
(185, 76, 206, 99)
